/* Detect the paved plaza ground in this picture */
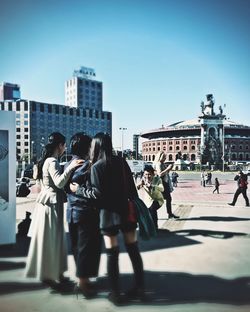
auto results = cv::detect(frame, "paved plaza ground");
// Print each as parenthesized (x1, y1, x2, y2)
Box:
(0, 172, 250, 312)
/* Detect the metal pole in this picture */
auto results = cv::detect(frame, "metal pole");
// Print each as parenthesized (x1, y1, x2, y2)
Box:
(119, 127, 127, 157)
(222, 121, 225, 172)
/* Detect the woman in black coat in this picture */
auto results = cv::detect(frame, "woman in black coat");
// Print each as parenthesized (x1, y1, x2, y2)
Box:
(70, 133, 145, 305)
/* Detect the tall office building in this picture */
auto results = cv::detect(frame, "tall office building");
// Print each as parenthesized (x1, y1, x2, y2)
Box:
(65, 66, 102, 110)
(0, 82, 20, 101)
(0, 67, 112, 162)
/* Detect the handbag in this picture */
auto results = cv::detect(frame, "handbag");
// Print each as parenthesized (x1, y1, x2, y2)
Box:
(127, 199, 137, 223)
(132, 197, 157, 240)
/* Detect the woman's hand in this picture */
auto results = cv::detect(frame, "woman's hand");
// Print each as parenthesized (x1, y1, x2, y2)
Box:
(70, 182, 80, 193)
(68, 159, 84, 170)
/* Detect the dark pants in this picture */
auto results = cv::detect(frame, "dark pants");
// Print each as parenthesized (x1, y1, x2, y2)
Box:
(163, 181, 173, 216)
(149, 201, 160, 230)
(232, 188, 249, 206)
(213, 186, 219, 194)
(68, 210, 102, 278)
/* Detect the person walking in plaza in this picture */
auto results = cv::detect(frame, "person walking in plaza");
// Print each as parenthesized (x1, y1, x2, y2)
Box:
(213, 177, 220, 194)
(70, 133, 145, 305)
(154, 151, 179, 219)
(171, 171, 179, 187)
(137, 165, 164, 230)
(64, 133, 102, 298)
(228, 170, 249, 207)
(25, 132, 83, 290)
(201, 170, 206, 187)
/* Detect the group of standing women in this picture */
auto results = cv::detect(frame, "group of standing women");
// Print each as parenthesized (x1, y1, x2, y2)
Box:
(25, 132, 145, 305)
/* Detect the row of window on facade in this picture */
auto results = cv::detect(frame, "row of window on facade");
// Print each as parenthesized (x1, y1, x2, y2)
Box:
(144, 140, 198, 147)
(144, 145, 196, 152)
(143, 154, 197, 162)
(31, 103, 111, 119)
(143, 153, 250, 162)
(0, 101, 28, 111)
(66, 79, 102, 88)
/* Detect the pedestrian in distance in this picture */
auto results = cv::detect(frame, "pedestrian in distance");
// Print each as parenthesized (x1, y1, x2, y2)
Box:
(228, 170, 249, 207)
(25, 132, 83, 291)
(154, 151, 179, 219)
(70, 133, 146, 305)
(64, 133, 102, 298)
(213, 177, 220, 194)
(171, 171, 179, 187)
(137, 165, 164, 231)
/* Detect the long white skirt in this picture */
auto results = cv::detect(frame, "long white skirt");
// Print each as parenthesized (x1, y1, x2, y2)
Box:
(25, 201, 67, 281)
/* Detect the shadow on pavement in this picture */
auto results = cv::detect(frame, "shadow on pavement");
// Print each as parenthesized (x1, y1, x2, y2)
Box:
(180, 216, 250, 222)
(0, 261, 25, 271)
(97, 271, 250, 305)
(0, 272, 249, 305)
(171, 229, 248, 239)
(0, 282, 46, 295)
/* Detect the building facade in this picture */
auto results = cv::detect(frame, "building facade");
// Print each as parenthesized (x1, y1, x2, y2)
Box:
(65, 66, 102, 110)
(141, 95, 250, 167)
(0, 82, 20, 101)
(0, 67, 112, 162)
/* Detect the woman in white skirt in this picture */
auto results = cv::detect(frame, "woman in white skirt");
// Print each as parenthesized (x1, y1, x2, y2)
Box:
(25, 132, 83, 290)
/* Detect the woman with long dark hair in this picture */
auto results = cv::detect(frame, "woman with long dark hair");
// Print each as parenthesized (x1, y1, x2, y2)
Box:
(25, 132, 83, 290)
(70, 133, 145, 305)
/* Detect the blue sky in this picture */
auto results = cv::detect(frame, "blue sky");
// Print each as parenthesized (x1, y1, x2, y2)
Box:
(1, 0, 249, 149)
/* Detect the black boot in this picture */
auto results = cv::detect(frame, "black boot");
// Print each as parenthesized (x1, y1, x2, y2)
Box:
(125, 242, 148, 301)
(106, 246, 126, 305)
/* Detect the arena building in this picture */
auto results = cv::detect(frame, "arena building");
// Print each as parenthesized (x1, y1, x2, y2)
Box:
(141, 94, 250, 168)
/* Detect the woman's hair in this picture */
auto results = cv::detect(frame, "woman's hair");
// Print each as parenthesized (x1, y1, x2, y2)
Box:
(37, 132, 66, 179)
(154, 151, 165, 163)
(70, 132, 91, 158)
(89, 132, 113, 164)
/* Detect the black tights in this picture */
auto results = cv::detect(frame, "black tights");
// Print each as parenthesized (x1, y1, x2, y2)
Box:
(106, 242, 144, 294)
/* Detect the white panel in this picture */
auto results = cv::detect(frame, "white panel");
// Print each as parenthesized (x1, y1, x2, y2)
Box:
(0, 111, 16, 245)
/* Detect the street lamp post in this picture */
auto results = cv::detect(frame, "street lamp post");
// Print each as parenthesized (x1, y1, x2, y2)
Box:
(31, 141, 34, 163)
(119, 127, 127, 158)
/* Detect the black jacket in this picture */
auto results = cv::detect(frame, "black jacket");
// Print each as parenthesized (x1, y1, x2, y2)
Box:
(76, 155, 138, 218)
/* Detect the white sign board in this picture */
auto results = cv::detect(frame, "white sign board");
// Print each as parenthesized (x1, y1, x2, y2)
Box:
(0, 111, 16, 245)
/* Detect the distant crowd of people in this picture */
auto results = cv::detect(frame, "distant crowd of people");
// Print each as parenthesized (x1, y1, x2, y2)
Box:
(21, 131, 249, 306)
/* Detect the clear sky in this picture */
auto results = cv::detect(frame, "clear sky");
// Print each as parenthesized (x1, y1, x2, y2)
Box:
(1, 0, 249, 150)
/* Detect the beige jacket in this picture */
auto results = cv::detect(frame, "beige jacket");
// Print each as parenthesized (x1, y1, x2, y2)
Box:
(138, 176, 164, 208)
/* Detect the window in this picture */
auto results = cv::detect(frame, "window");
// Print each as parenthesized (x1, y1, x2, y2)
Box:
(40, 103, 44, 112)
(191, 145, 195, 150)
(16, 121, 20, 126)
(17, 142, 20, 146)
(17, 127, 20, 132)
(8, 102, 12, 111)
(191, 154, 196, 161)
(24, 128, 29, 132)
(16, 135, 20, 139)
(169, 146, 173, 151)
(48, 105, 52, 113)
(24, 121, 28, 126)
(184, 146, 187, 150)
(24, 102, 28, 110)
(25, 135, 28, 139)
(176, 146, 180, 150)
(25, 142, 29, 146)
(24, 113, 28, 118)
(169, 154, 173, 161)
(16, 102, 20, 111)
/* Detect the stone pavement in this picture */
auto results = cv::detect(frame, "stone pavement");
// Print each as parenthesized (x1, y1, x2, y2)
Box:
(1, 174, 250, 312)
